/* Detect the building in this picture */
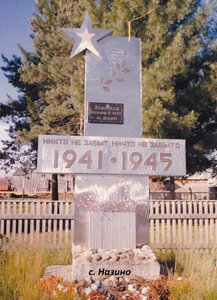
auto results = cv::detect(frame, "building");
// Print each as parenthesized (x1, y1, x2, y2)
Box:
(12, 168, 73, 193)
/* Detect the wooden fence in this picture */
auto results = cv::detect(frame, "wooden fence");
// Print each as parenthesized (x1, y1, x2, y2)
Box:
(0, 199, 216, 249)
(0, 200, 74, 247)
(150, 199, 217, 249)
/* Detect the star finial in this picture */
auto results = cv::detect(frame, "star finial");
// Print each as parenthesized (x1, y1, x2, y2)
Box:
(59, 13, 113, 60)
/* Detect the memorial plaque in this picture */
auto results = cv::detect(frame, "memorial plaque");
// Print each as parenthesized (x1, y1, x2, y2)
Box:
(37, 135, 186, 176)
(88, 102, 124, 124)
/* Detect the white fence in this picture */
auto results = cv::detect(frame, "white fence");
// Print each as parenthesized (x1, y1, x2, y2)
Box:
(0, 199, 216, 249)
(150, 199, 217, 249)
(0, 200, 74, 247)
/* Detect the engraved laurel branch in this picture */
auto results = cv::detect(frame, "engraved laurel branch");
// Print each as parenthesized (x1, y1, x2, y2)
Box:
(99, 49, 130, 92)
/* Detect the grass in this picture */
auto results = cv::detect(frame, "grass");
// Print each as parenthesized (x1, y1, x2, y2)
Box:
(155, 249, 217, 299)
(0, 242, 216, 300)
(0, 243, 72, 300)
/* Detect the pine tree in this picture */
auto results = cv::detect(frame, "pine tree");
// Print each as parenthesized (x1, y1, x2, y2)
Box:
(1, 0, 216, 178)
(1, 0, 90, 198)
(18, 0, 87, 140)
(1, 55, 39, 172)
(102, 0, 217, 174)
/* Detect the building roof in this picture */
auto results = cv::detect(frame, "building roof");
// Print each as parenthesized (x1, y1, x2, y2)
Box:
(12, 168, 32, 176)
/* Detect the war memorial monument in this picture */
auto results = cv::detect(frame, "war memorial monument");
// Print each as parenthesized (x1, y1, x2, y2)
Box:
(37, 13, 186, 281)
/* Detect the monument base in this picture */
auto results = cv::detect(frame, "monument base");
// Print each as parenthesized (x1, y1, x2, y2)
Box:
(72, 244, 160, 282)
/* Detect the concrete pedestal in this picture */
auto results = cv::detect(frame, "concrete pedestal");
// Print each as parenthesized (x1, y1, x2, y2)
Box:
(72, 245, 160, 282)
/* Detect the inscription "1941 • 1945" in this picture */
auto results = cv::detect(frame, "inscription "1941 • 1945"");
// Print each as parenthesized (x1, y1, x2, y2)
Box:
(53, 149, 172, 172)
(37, 135, 186, 176)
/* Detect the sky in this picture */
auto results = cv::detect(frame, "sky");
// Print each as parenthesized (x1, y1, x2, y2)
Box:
(0, 0, 36, 175)
(0, 0, 36, 102)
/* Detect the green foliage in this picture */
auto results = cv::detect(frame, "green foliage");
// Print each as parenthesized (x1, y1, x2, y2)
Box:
(18, 0, 88, 138)
(0, 0, 216, 174)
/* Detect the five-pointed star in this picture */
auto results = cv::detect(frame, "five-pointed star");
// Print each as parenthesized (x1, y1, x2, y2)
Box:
(59, 13, 113, 60)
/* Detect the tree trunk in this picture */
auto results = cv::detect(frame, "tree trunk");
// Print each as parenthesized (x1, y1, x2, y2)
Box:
(52, 174, 58, 200)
